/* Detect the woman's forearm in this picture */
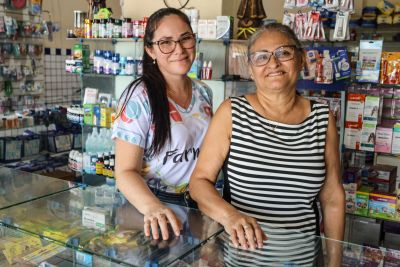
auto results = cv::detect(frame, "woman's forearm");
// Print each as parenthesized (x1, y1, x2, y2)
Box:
(115, 169, 161, 214)
(190, 179, 238, 225)
(322, 198, 345, 264)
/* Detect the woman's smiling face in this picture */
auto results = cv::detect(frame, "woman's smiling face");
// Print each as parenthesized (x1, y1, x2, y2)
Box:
(249, 30, 303, 93)
(145, 14, 195, 78)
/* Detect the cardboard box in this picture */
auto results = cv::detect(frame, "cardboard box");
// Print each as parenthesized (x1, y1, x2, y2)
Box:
(375, 127, 393, 153)
(371, 165, 397, 182)
(73, 44, 90, 72)
(355, 190, 369, 216)
(369, 192, 397, 220)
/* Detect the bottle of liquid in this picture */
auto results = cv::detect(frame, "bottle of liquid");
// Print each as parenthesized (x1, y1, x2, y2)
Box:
(103, 152, 110, 176)
(201, 61, 207, 80)
(206, 61, 213, 80)
(315, 53, 324, 83)
(322, 50, 333, 84)
(96, 152, 104, 175)
(109, 151, 115, 178)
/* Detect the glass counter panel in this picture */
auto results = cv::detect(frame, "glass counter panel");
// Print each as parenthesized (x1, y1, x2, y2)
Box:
(0, 224, 82, 266)
(171, 225, 400, 267)
(0, 186, 223, 267)
(0, 167, 78, 210)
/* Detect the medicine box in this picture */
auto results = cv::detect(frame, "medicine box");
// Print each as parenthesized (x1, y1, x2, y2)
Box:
(369, 192, 397, 220)
(355, 190, 369, 216)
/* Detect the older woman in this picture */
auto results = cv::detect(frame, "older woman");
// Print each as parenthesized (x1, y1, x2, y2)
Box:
(189, 23, 345, 266)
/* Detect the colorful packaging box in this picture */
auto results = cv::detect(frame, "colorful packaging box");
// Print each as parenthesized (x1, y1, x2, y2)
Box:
(73, 44, 90, 73)
(83, 104, 94, 126)
(360, 123, 377, 152)
(375, 127, 393, 153)
(369, 192, 397, 220)
(355, 190, 370, 216)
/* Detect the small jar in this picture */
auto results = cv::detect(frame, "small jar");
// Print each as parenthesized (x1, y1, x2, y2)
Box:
(98, 19, 107, 38)
(138, 20, 144, 38)
(106, 18, 114, 38)
(125, 56, 134, 75)
(111, 56, 120, 75)
(84, 19, 92, 39)
(122, 18, 132, 38)
(142, 17, 148, 34)
(113, 19, 122, 38)
(132, 20, 140, 38)
(92, 19, 100, 38)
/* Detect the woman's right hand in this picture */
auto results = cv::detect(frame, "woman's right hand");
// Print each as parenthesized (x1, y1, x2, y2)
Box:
(222, 211, 267, 250)
(143, 203, 183, 240)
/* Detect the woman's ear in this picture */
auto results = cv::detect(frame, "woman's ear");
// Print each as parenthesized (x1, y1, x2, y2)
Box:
(145, 45, 156, 61)
(299, 49, 306, 71)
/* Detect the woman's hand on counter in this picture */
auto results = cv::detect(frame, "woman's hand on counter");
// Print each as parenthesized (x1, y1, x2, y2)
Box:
(143, 203, 183, 240)
(221, 211, 267, 250)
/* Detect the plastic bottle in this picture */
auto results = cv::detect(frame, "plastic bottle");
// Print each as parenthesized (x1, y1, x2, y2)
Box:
(112, 56, 120, 75)
(96, 152, 104, 175)
(119, 56, 126, 75)
(201, 61, 207, 80)
(125, 57, 134, 75)
(103, 152, 110, 176)
(322, 50, 333, 84)
(206, 61, 213, 80)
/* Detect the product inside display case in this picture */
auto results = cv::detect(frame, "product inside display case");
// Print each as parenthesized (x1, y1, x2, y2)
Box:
(0, 225, 80, 266)
(0, 187, 223, 266)
(0, 167, 77, 210)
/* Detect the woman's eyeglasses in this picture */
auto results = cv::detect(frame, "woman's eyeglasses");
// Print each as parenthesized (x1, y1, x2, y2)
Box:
(150, 34, 196, 54)
(249, 45, 299, 67)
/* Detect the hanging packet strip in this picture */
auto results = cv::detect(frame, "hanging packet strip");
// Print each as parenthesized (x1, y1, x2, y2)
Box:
(333, 49, 351, 80)
(324, 0, 339, 11)
(282, 12, 295, 30)
(295, 12, 307, 40)
(340, 0, 355, 12)
(284, 0, 296, 9)
(333, 11, 350, 41)
(380, 52, 400, 85)
(356, 40, 384, 83)
(309, 0, 324, 7)
(30, 0, 42, 15)
(296, 0, 309, 8)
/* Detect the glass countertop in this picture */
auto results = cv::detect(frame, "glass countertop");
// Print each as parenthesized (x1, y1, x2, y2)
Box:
(0, 167, 77, 210)
(0, 186, 223, 267)
(171, 225, 400, 267)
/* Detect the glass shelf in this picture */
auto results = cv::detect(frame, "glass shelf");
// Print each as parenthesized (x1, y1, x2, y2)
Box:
(0, 167, 78, 210)
(346, 212, 400, 225)
(0, 187, 223, 267)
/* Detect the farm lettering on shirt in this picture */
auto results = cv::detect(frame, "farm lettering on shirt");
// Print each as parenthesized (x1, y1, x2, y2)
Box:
(162, 147, 200, 165)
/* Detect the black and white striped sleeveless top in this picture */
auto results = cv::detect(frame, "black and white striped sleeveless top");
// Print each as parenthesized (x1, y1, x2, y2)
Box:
(222, 96, 329, 266)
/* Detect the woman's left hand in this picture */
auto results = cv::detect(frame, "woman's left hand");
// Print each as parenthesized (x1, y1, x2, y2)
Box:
(222, 211, 267, 250)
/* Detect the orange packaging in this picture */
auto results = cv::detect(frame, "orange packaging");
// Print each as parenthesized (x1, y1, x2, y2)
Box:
(380, 52, 400, 85)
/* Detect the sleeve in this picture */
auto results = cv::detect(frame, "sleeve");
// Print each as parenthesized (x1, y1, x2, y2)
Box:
(112, 84, 152, 149)
(194, 79, 213, 109)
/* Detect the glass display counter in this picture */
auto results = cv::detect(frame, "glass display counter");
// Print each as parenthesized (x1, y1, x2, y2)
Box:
(0, 187, 223, 266)
(0, 167, 78, 210)
(172, 226, 400, 267)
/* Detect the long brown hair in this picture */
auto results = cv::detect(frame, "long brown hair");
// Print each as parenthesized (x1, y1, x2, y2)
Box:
(116, 8, 192, 157)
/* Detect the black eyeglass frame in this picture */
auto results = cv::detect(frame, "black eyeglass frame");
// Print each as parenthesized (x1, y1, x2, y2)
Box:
(149, 33, 197, 54)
